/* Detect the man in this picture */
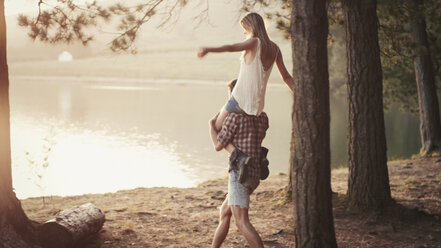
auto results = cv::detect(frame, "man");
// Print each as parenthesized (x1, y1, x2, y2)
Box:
(209, 110, 269, 248)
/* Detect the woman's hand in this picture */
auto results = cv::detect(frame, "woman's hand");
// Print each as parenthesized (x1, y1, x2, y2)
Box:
(198, 47, 208, 58)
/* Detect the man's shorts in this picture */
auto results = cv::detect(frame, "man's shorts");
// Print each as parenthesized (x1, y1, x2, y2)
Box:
(228, 170, 259, 208)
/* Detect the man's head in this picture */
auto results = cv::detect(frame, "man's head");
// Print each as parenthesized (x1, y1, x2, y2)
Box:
(227, 79, 237, 97)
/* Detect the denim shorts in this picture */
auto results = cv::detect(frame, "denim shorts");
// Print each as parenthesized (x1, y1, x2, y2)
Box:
(228, 170, 259, 208)
(224, 96, 246, 114)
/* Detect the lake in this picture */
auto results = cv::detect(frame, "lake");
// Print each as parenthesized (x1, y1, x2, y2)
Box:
(9, 76, 421, 199)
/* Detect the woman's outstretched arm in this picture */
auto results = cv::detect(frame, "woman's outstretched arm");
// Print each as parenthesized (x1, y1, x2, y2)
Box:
(198, 38, 258, 58)
(275, 49, 294, 92)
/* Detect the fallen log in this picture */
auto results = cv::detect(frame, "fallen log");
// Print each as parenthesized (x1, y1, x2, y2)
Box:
(38, 203, 105, 248)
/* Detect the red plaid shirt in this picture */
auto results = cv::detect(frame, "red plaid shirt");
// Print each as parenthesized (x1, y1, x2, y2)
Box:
(217, 112, 269, 183)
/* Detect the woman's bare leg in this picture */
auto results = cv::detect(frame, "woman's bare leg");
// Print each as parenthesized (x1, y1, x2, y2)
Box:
(213, 108, 236, 155)
(224, 144, 235, 154)
(215, 108, 230, 131)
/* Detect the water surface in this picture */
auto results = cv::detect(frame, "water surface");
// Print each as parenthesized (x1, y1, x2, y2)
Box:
(9, 76, 421, 198)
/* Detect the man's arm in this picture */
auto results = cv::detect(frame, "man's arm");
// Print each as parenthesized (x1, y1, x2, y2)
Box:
(209, 114, 225, 151)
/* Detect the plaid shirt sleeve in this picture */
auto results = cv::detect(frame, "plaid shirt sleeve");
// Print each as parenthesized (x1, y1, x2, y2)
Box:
(217, 114, 237, 147)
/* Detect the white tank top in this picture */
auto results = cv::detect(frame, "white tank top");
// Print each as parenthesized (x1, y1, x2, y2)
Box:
(232, 38, 277, 116)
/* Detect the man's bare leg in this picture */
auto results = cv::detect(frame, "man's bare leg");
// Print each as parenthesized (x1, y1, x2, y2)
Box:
(231, 205, 264, 248)
(212, 198, 232, 248)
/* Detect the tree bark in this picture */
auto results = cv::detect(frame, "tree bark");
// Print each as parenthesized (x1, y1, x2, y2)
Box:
(290, 0, 337, 247)
(0, 1, 35, 247)
(408, 0, 441, 154)
(38, 203, 105, 248)
(344, 0, 392, 210)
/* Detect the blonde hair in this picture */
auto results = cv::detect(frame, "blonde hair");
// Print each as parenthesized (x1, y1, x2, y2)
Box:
(240, 13, 275, 59)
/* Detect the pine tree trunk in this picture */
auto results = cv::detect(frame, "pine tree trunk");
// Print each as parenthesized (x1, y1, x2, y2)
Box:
(408, 0, 441, 154)
(0, 1, 35, 247)
(290, 0, 337, 247)
(344, 0, 392, 210)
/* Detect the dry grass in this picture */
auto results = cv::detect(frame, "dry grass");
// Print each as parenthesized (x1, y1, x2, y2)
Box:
(21, 157, 441, 247)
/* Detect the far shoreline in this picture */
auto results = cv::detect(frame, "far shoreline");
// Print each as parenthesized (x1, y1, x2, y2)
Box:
(16, 156, 423, 201)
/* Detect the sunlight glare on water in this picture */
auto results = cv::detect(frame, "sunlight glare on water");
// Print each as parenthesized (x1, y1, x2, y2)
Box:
(11, 114, 196, 199)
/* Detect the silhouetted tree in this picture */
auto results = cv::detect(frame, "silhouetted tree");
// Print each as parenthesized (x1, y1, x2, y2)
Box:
(0, 2, 36, 246)
(377, 0, 441, 155)
(407, 0, 441, 153)
(343, 0, 392, 210)
(291, 0, 337, 246)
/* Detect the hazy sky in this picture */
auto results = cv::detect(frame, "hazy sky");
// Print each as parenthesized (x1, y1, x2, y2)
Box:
(4, 0, 98, 16)
(5, 0, 254, 46)
(5, 0, 287, 61)
(5, 0, 34, 15)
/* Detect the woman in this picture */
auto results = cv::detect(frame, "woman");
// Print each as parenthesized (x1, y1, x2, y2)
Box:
(198, 12, 293, 131)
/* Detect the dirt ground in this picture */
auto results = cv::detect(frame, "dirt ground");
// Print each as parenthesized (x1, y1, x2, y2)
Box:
(21, 156, 441, 248)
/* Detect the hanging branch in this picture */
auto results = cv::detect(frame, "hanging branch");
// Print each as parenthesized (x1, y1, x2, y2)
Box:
(17, 0, 210, 53)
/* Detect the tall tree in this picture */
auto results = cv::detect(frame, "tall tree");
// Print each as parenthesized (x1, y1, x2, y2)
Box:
(0, 1, 36, 246)
(408, 0, 441, 154)
(291, 0, 337, 246)
(377, 0, 441, 154)
(378, 0, 441, 111)
(343, 0, 392, 210)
